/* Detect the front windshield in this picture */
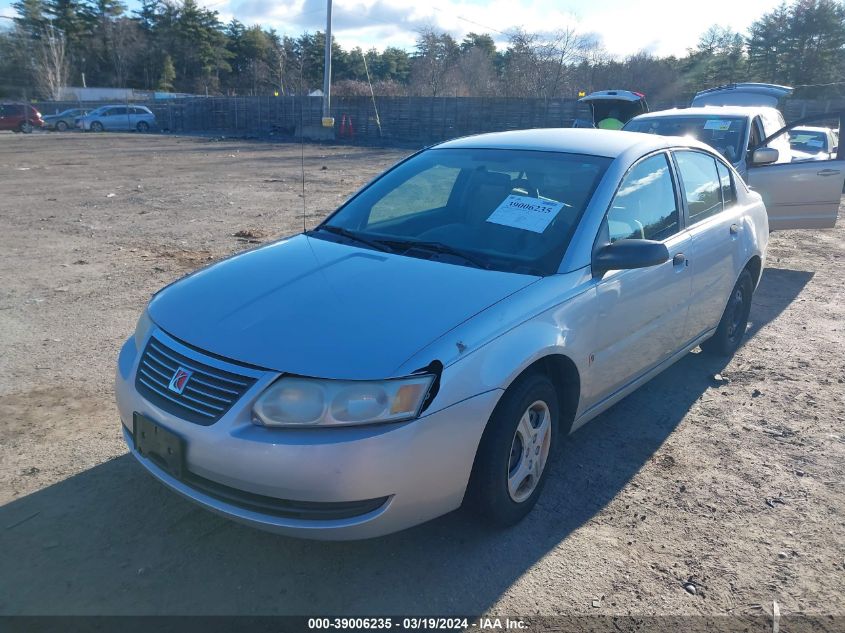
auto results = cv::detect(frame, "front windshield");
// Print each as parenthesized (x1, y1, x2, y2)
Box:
(317, 148, 611, 276)
(790, 130, 828, 152)
(624, 116, 747, 164)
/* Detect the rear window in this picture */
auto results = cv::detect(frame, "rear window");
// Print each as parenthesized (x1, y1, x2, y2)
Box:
(790, 130, 829, 152)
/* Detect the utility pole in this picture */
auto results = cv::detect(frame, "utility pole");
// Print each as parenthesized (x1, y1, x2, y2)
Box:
(321, 0, 334, 127)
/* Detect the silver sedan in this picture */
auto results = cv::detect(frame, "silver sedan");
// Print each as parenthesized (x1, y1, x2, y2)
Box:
(117, 129, 771, 539)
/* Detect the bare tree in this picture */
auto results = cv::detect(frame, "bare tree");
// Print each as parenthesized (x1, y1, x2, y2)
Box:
(502, 26, 589, 98)
(457, 46, 499, 96)
(534, 27, 588, 98)
(34, 25, 68, 99)
(107, 18, 142, 88)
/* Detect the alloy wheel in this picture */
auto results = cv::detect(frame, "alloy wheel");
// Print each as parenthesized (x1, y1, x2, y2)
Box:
(507, 400, 552, 503)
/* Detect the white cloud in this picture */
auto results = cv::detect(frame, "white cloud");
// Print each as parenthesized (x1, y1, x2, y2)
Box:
(0, 0, 785, 56)
(201, 0, 786, 57)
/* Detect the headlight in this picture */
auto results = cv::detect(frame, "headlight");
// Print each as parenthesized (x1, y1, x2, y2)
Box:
(134, 309, 153, 350)
(252, 375, 435, 427)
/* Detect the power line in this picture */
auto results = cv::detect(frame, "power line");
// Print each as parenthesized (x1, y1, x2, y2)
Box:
(427, 6, 511, 37)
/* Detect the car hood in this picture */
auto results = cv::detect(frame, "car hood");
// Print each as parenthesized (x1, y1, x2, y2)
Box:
(148, 234, 539, 379)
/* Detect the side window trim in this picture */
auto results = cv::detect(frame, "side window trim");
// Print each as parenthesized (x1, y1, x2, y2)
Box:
(666, 150, 688, 231)
(715, 157, 736, 210)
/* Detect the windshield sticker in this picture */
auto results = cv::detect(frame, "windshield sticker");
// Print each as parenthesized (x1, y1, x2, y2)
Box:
(703, 119, 732, 131)
(486, 195, 564, 233)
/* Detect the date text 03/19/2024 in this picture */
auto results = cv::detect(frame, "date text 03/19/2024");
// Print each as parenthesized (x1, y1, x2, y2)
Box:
(306, 617, 527, 630)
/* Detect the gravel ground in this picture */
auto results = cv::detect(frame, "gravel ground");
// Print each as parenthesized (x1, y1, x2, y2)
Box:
(0, 132, 843, 624)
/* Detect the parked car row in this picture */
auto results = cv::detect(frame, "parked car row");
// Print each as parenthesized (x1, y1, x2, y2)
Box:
(0, 103, 157, 133)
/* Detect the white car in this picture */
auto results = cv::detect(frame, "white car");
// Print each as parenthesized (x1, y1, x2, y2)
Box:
(117, 129, 781, 539)
(624, 105, 844, 230)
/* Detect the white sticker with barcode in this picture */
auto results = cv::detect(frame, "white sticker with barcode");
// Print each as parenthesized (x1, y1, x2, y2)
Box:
(486, 195, 564, 233)
(703, 119, 732, 131)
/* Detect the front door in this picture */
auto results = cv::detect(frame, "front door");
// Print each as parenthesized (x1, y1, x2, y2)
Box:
(586, 152, 693, 407)
(747, 113, 845, 230)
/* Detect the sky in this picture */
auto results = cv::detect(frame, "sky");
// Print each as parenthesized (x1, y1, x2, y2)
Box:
(0, 0, 787, 58)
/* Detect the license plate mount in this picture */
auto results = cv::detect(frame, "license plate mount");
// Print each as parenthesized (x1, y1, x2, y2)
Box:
(133, 412, 184, 479)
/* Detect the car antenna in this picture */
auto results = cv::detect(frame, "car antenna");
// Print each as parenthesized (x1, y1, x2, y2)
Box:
(299, 55, 307, 234)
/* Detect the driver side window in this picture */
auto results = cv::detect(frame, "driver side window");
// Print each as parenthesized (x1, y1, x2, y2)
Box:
(607, 153, 679, 242)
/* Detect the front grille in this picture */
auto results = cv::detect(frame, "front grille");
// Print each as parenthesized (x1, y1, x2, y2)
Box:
(135, 336, 256, 425)
(182, 470, 390, 521)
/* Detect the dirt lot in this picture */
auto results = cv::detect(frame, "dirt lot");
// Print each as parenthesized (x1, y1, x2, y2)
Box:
(0, 132, 843, 622)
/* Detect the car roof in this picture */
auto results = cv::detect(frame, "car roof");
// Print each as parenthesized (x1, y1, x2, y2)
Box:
(433, 128, 713, 159)
(791, 126, 831, 133)
(692, 83, 792, 107)
(631, 105, 782, 121)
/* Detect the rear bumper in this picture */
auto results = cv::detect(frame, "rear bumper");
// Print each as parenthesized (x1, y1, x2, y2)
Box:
(116, 332, 500, 540)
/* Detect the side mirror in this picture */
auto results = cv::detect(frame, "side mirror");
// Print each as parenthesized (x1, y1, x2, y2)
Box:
(593, 239, 670, 275)
(751, 146, 779, 166)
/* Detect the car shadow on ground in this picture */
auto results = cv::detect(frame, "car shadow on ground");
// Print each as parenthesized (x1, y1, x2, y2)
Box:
(0, 267, 812, 615)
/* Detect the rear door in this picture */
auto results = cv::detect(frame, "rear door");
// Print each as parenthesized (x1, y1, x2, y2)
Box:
(746, 112, 844, 229)
(106, 107, 128, 130)
(674, 150, 744, 339)
(129, 107, 143, 128)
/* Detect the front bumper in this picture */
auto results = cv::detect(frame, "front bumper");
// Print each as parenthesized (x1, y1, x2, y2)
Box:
(116, 329, 500, 540)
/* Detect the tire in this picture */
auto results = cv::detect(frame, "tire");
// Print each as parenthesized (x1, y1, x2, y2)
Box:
(19, 121, 33, 134)
(90, 121, 104, 132)
(56, 121, 68, 132)
(136, 120, 149, 132)
(466, 372, 559, 527)
(701, 269, 753, 356)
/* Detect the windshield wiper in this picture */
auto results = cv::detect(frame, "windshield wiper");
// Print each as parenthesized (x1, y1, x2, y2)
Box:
(379, 238, 491, 270)
(311, 225, 393, 253)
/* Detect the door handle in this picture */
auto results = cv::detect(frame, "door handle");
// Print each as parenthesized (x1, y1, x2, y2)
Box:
(672, 253, 686, 267)
(817, 169, 841, 176)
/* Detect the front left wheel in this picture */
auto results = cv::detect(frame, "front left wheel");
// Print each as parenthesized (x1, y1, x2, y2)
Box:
(19, 121, 33, 134)
(466, 372, 559, 526)
(136, 121, 149, 132)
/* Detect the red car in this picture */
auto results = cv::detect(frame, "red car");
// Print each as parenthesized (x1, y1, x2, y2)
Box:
(0, 103, 44, 133)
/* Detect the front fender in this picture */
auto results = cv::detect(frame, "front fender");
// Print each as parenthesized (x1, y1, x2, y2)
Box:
(409, 271, 597, 419)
